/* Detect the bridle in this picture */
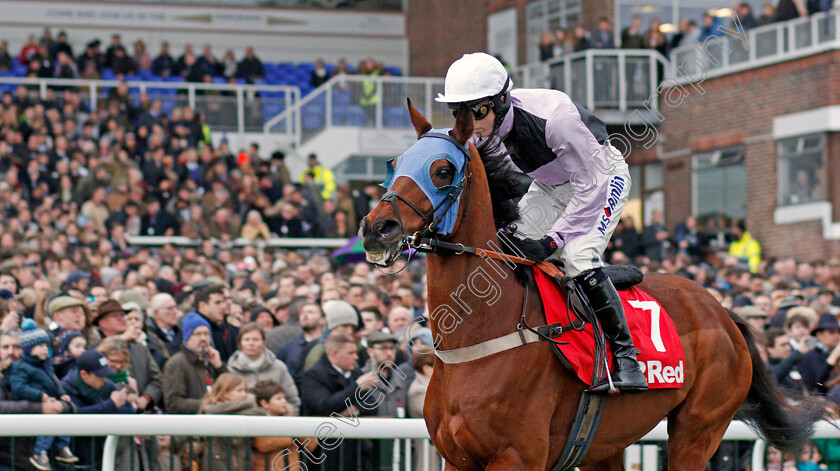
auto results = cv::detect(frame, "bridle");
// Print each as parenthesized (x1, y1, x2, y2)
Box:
(377, 131, 473, 265)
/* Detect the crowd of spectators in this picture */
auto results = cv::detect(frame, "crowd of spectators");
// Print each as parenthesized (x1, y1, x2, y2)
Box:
(0, 62, 435, 469)
(0, 28, 396, 95)
(538, 0, 838, 62)
(2, 31, 268, 85)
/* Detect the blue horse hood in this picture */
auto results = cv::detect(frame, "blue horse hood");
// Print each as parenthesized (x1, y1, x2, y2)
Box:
(381, 129, 469, 236)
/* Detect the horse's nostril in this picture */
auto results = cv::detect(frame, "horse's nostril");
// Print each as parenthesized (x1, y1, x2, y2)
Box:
(372, 219, 400, 239)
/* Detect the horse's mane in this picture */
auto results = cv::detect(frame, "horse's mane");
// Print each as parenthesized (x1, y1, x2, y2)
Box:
(476, 136, 530, 230)
(475, 137, 543, 283)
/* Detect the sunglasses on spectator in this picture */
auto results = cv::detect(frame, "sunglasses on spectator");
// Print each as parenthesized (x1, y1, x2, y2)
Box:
(448, 101, 494, 120)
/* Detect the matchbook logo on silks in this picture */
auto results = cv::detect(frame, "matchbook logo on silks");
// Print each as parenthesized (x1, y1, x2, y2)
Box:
(638, 360, 684, 384)
(597, 176, 625, 236)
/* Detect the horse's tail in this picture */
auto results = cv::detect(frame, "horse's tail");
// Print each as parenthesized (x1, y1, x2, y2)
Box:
(727, 309, 829, 454)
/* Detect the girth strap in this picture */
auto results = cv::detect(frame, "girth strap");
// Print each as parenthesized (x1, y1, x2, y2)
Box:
(433, 320, 580, 365)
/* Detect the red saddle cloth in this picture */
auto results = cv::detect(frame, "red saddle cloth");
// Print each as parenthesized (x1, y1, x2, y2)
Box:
(533, 267, 685, 389)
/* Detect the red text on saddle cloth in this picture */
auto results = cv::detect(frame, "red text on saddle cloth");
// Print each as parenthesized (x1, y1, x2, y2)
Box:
(533, 268, 685, 389)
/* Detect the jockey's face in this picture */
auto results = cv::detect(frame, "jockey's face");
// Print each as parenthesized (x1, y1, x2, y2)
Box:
(470, 99, 496, 139)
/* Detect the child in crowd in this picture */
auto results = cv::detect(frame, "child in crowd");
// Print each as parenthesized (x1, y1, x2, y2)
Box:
(3, 319, 79, 470)
(154, 435, 183, 471)
(767, 446, 797, 471)
(787, 314, 816, 351)
(251, 379, 317, 471)
(199, 373, 264, 471)
(798, 441, 828, 470)
(52, 329, 86, 379)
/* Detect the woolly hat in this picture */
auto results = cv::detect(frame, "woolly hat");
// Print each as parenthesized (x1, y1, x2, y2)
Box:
(19, 318, 51, 357)
(65, 270, 92, 286)
(182, 312, 211, 342)
(55, 329, 85, 356)
(119, 289, 151, 311)
(99, 267, 121, 288)
(409, 327, 435, 349)
(324, 300, 359, 331)
(250, 305, 278, 327)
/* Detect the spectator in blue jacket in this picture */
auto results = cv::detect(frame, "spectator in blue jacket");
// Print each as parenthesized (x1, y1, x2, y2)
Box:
(60, 349, 135, 467)
(3, 319, 79, 470)
(699, 13, 724, 42)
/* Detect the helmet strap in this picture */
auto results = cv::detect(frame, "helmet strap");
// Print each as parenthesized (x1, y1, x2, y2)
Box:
(491, 76, 511, 131)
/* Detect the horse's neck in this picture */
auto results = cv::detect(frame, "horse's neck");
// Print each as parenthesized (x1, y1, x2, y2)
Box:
(425, 219, 526, 351)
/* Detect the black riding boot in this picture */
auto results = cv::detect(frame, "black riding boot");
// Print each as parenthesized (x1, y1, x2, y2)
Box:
(578, 268, 648, 393)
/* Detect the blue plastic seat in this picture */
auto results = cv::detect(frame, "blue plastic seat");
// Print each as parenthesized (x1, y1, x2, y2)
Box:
(332, 89, 351, 106)
(384, 106, 409, 128)
(262, 102, 284, 119)
(161, 99, 177, 115)
(303, 114, 324, 131)
(344, 105, 367, 126)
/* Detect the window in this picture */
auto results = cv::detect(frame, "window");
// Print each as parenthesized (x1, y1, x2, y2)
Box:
(643, 163, 664, 225)
(526, 0, 583, 63)
(777, 134, 826, 206)
(625, 162, 663, 229)
(693, 146, 746, 226)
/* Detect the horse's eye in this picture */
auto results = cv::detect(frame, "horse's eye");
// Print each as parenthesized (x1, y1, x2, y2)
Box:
(434, 167, 453, 187)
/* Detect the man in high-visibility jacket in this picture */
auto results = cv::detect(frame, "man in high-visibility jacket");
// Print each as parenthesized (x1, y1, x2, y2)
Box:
(299, 153, 335, 201)
(728, 220, 762, 273)
(359, 58, 380, 126)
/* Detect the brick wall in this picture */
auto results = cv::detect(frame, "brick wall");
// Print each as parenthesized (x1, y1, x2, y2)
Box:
(659, 49, 840, 260)
(405, 1, 489, 76)
(407, 0, 617, 74)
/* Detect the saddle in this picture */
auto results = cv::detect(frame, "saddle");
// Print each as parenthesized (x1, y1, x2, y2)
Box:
(532, 264, 683, 471)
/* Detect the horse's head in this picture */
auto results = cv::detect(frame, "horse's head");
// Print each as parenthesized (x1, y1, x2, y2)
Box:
(360, 99, 475, 267)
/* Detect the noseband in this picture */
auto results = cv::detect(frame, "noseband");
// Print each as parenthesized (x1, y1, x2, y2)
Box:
(379, 131, 473, 257)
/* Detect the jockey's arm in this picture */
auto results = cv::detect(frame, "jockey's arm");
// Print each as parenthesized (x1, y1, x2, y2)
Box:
(543, 108, 612, 249)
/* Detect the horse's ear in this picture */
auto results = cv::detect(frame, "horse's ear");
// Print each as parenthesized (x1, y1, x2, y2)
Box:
(450, 103, 474, 146)
(407, 98, 432, 139)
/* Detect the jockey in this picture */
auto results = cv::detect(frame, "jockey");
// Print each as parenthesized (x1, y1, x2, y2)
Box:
(436, 52, 647, 393)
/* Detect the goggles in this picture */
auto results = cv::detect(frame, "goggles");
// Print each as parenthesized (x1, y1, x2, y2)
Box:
(448, 100, 494, 120)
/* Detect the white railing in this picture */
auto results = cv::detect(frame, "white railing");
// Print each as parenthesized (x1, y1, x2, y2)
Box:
(3, 416, 840, 471)
(0, 76, 300, 135)
(670, 10, 840, 84)
(263, 74, 446, 147)
(512, 49, 670, 114)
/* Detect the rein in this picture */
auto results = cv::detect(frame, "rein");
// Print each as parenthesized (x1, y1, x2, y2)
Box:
(406, 233, 588, 364)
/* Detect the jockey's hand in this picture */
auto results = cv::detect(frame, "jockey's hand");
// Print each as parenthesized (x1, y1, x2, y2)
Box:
(530, 235, 558, 260)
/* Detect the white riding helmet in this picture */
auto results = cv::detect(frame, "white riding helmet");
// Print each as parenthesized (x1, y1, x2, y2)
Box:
(435, 52, 513, 104)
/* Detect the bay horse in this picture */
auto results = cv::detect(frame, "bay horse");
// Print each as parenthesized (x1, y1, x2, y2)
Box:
(359, 101, 826, 470)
